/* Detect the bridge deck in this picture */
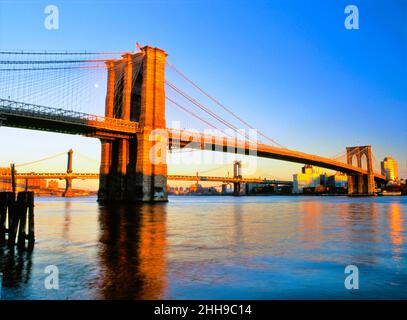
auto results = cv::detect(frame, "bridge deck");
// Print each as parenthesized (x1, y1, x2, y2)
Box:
(168, 129, 386, 181)
(0, 99, 140, 139)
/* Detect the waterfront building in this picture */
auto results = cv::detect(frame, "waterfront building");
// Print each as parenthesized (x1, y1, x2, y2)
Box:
(222, 183, 233, 194)
(327, 172, 348, 188)
(246, 183, 276, 194)
(0, 167, 27, 191)
(0, 167, 11, 191)
(292, 165, 326, 194)
(381, 157, 398, 181)
(48, 180, 59, 189)
(189, 182, 203, 193)
(28, 176, 47, 190)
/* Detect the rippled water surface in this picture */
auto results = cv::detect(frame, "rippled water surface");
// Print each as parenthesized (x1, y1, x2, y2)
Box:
(0, 196, 406, 299)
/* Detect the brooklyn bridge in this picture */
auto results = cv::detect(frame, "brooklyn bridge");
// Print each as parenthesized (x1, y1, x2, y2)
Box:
(0, 44, 387, 202)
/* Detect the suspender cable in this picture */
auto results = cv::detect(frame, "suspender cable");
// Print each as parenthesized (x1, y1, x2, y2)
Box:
(166, 81, 257, 144)
(167, 61, 286, 148)
(167, 96, 221, 131)
(166, 96, 236, 139)
(15, 151, 66, 167)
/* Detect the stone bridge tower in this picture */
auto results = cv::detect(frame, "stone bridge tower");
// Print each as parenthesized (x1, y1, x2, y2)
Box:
(98, 46, 168, 202)
(346, 145, 375, 195)
(233, 160, 242, 196)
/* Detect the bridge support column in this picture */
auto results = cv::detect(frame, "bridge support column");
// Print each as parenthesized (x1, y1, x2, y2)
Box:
(347, 175, 355, 194)
(367, 173, 375, 194)
(346, 146, 375, 196)
(129, 130, 167, 201)
(63, 178, 73, 197)
(129, 46, 168, 202)
(357, 174, 364, 194)
(98, 46, 168, 203)
(233, 182, 241, 196)
(97, 140, 112, 200)
(63, 149, 74, 197)
(105, 139, 130, 201)
(233, 160, 242, 196)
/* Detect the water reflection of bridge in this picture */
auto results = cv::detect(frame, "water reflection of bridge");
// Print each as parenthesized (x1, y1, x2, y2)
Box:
(98, 204, 167, 299)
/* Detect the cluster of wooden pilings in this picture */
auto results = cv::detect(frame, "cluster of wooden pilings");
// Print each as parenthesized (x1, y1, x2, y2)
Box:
(0, 191, 35, 251)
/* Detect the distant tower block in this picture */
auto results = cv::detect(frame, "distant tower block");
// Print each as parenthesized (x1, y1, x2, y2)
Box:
(381, 156, 398, 181)
(98, 46, 168, 203)
(346, 145, 375, 195)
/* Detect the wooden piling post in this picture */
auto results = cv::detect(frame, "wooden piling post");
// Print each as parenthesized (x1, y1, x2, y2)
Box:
(27, 192, 35, 250)
(7, 191, 18, 248)
(10, 163, 16, 194)
(0, 191, 34, 250)
(17, 192, 28, 249)
(0, 192, 10, 243)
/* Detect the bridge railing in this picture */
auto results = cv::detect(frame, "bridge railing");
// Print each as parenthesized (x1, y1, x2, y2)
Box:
(0, 98, 139, 134)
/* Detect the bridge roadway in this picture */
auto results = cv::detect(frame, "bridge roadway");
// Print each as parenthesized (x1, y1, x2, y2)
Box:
(168, 129, 387, 182)
(0, 98, 140, 139)
(0, 99, 386, 182)
(0, 172, 292, 185)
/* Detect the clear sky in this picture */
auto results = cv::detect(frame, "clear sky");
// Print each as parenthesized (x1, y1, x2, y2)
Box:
(0, 0, 406, 189)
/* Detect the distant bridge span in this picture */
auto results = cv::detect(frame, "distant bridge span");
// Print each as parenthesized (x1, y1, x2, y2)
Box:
(0, 172, 292, 185)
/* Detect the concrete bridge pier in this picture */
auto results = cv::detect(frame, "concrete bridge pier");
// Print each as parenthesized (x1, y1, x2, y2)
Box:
(98, 139, 129, 201)
(97, 46, 168, 203)
(63, 177, 73, 197)
(346, 146, 375, 196)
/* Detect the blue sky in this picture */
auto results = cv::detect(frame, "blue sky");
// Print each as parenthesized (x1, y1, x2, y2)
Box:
(0, 0, 406, 188)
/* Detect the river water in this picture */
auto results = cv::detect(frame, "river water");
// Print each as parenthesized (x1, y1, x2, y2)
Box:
(0, 196, 406, 299)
